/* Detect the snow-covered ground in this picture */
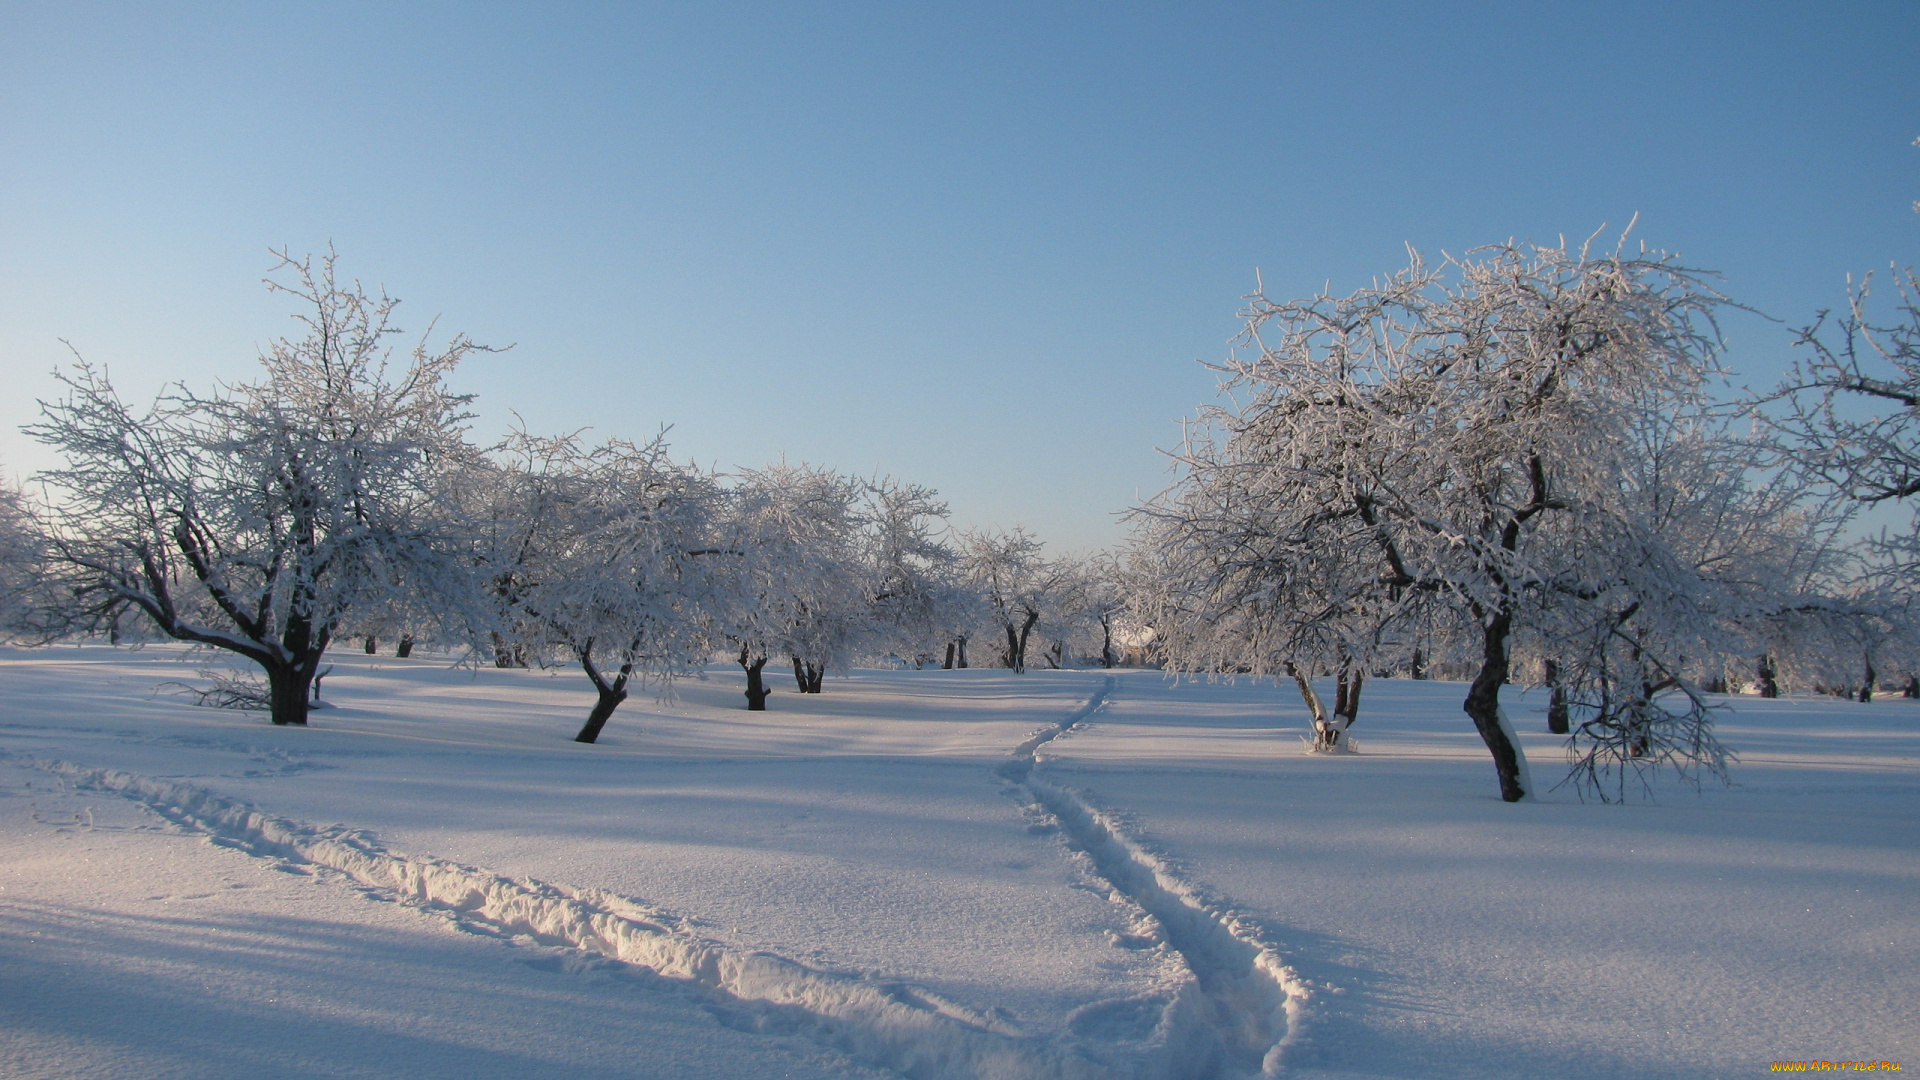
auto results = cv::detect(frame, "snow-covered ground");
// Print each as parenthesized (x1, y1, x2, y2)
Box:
(1, 644, 1914, 1078)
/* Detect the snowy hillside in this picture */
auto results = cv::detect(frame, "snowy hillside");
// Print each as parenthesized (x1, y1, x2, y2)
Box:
(2, 644, 1914, 1079)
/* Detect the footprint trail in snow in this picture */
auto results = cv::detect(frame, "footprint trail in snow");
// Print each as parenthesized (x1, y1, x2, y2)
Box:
(1000, 676, 1312, 1079)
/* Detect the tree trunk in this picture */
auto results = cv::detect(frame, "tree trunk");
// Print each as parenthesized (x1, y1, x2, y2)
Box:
(574, 682, 628, 743)
(1285, 661, 1345, 749)
(1545, 659, 1570, 735)
(1410, 648, 1427, 680)
(1306, 666, 1362, 751)
(1100, 617, 1116, 669)
(267, 609, 325, 726)
(1859, 655, 1876, 703)
(944, 641, 956, 669)
(1905, 674, 1919, 699)
(1286, 662, 1328, 725)
(572, 646, 634, 744)
(957, 635, 968, 668)
(1335, 670, 1364, 727)
(740, 649, 771, 711)
(793, 659, 823, 693)
(1757, 654, 1780, 699)
(396, 636, 414, 658)
(574, 684, 627, 743)
(1463, 614, 1528, 802)
(1006, 609, 1040, 673)
(266, 663, 314, 727)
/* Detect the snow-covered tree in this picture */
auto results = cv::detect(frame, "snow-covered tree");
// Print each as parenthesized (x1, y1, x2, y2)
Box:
(718, 463, 867, 707)
(1763, 267, 1920, 577)
(956, 527, 1074, 673)
(1743, 264, 1920, 697)
(1016, 552, 1131, 670)
(1768, 267, 1920, 522)
(0, 473, 50, 641)
(1143, 237, 1753, 800)
(1073, 553, 1134, 670)
(486, 430, 722, 743)
(26, 249, 483, 726)
(1131, 262, 1443, 750)
(857, 476, 962, 667)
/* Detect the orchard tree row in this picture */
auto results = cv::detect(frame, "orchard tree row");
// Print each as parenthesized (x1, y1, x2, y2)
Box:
(1126, 234, 1920, 801)
(0, 251, 1124, 742)
(5, 235, 1919, 803)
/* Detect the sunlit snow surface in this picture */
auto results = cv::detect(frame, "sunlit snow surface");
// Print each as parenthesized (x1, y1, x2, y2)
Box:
(1, 645, 1915, 1079)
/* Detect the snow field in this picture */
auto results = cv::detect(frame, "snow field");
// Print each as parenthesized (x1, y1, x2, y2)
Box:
(2, 645, 1917, 1078)
(0, 757, 889, 1080)
(0, 648, 1208, 1078)
(15, 755, 1118, 1080)
(1040, 672, 1920, 1078)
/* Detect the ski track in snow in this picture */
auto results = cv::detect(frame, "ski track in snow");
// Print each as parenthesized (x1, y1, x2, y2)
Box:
(8, 678, 1310, 1080)
(1000, 677, 1312, 1079)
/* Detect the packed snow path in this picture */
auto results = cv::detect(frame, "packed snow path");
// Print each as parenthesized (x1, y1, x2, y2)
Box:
(999, 677, 1312, 1078)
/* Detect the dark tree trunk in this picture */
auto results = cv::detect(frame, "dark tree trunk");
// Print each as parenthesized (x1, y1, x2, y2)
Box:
(789, 657, 823, 693)
(263, 609, 326, 726)
(1004, 609, 1040, 673)
(1335, 669, 1364, 727)
(573, 639, 644, 743)
(943, 641, 956, 669)
(1463, 613, 1527, 802)
(1859, 655, 1876, 703)
(957, 636, 968, 668)
(1757, 654, 1780, 699)
(1545, 659, 1570, 735)
(740, 648, 771, 711)
(1100, 616, 1116, 669)
(574, 687, 626, 743)
(364, 636, 377, 654)
(266, 663, 314, 727)
(1905, 674, 1919, 699)
(1410, 648, 1427, 680)
(396, 636, 414, 658)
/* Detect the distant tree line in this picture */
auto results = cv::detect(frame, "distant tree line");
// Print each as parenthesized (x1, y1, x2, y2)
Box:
(1, 249, 1131, 743)
(4, 235, 1919, 803)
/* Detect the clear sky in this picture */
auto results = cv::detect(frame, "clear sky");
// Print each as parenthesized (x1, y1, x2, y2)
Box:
(2, 2, 1916, 551)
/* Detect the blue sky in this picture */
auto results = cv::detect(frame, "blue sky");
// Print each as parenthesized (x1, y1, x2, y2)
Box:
(2, 2, 1915, 550)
